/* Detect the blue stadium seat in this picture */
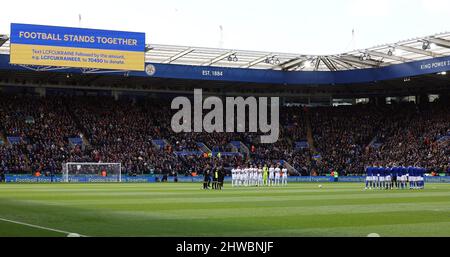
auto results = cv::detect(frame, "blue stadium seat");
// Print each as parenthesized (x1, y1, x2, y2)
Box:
(7, 136, 22, 145)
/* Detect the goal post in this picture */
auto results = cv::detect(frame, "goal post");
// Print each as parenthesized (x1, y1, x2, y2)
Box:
(63, 162, 122, 183)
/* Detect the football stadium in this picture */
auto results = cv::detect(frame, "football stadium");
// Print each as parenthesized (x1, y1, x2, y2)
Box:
(0, 2, 449, 241)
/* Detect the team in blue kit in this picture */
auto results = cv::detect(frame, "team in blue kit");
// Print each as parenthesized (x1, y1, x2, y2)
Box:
(365, 166, 426, 190)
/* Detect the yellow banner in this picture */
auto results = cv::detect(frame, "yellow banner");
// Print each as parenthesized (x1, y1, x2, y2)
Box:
(10, 44, 144, 71)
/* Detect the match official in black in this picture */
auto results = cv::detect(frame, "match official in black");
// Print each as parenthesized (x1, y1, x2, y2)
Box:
(218, 166, 225, 190)
(203, 166, 211, 190)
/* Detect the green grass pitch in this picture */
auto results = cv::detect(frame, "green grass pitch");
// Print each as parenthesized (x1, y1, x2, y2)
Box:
(0, 183, 449, 237)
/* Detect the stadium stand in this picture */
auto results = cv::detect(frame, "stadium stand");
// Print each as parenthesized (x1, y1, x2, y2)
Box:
(0, 92, 448, 177)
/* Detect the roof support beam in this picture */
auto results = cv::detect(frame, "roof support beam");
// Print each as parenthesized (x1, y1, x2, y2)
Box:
(394, 44, 442, 58)
(202, 51, 236, 66)
(330, 58, 356, 70)
(321, 57, 337, 71)
(0, 35, 8, 47)
(426, 37, 450, 48)
(289, 63, 307, 71)
(241, 54, 273, 68)
(338, 55, 381, 67)
(162, 48, 194, 64)
(337, 58, 370, 68)
(144, 44, 153, 52)
(314, 58, 321, 71)
(328, 58, 341, 71)
(281, 58, 305, 70)
(366, 50, 410, 62)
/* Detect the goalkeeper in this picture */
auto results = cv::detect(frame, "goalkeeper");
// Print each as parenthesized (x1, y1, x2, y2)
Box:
(212, 167, 219, 190)
(263, 164, 269, 186)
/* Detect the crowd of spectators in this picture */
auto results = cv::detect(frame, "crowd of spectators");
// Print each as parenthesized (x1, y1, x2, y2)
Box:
(309, 101, 449, 175)
(0, 93, 448, 176)
(363, 102, 449, 175)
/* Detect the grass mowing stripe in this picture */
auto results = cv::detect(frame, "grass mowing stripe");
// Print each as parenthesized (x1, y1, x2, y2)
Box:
(0, 183, 448, 236)
(111, 202, 450, 219)
(232, 221, 450, 237)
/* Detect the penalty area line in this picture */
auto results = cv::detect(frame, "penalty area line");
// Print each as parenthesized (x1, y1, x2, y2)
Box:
(0, 217, 88, 237)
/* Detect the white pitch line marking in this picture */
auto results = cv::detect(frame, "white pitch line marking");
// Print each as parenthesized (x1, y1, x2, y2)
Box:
(0, 217, 88, 237)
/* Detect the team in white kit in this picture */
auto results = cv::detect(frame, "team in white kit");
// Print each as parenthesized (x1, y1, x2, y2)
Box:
(231, 164, 288, 187)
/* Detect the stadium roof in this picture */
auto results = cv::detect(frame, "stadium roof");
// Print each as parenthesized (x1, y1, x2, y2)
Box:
(1, 32, 450, 71)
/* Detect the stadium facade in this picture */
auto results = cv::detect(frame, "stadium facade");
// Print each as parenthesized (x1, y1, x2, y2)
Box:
(1, 31, 450, 101)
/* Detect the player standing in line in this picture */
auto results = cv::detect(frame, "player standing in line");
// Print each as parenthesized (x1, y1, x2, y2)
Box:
(243, 167, 249, 187)
(365, 166, 372, 190)
(231, 167, 236, 187)
(384, 167, 389, 189)
(378, 167, 383, 190)
(251, 165, 257, 186)
(247, 165, 253, 186)
(241, 166, 247, 187)
(415, 168, 421, 189)
(255, 166, 259, 186)
(253, 165, 257, 187)
(373, 167, 378, 189)
(248, 165, 252, 186)
(235, 166, 239, 187)
(370, 166, 376, 189)
(268, 165, 275, 187)
(384, 167, 390, 190)
(238, 166, 243, 187)
(239, 166, 244, 187)
(373, 166, 379, 189)
(236, 166, 241, 187)
(238, 166, 242, 187)
(416, 168, 421, 189)
(409, 167, 415, 189)
(392, 166, 398, 189)
(281, 166, 288, 186)
(407, 166, 412, 189)
(411, 167, 417, 190)
(403, 166, 408, 190)
(371, 166, 377, 189)
(381, 167, 386, 189)
(241, 166, 246, 187)
(250, 166, 253, 187)
(417, 167, 424, 189)
(398, 166, 404, 189)
(248, 166, 251, 187)
(245, 165, 250, 186)
(246, 166, 250, 186)
(263, 164, 268, 186)
(274, 165, 281, 186)
(257, 165, 263, 187)
(419, 168, 425, 189)
(241, 166, 244, 186)
(391, 166, 398, 189)
(415, 167, 420, 189)
(367, 166, 373, 189)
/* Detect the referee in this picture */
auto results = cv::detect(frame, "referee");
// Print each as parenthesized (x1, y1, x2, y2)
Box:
(203, 166, 211, 190)
(218, 166, 225, 190)
(212, 166, 219, 190)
